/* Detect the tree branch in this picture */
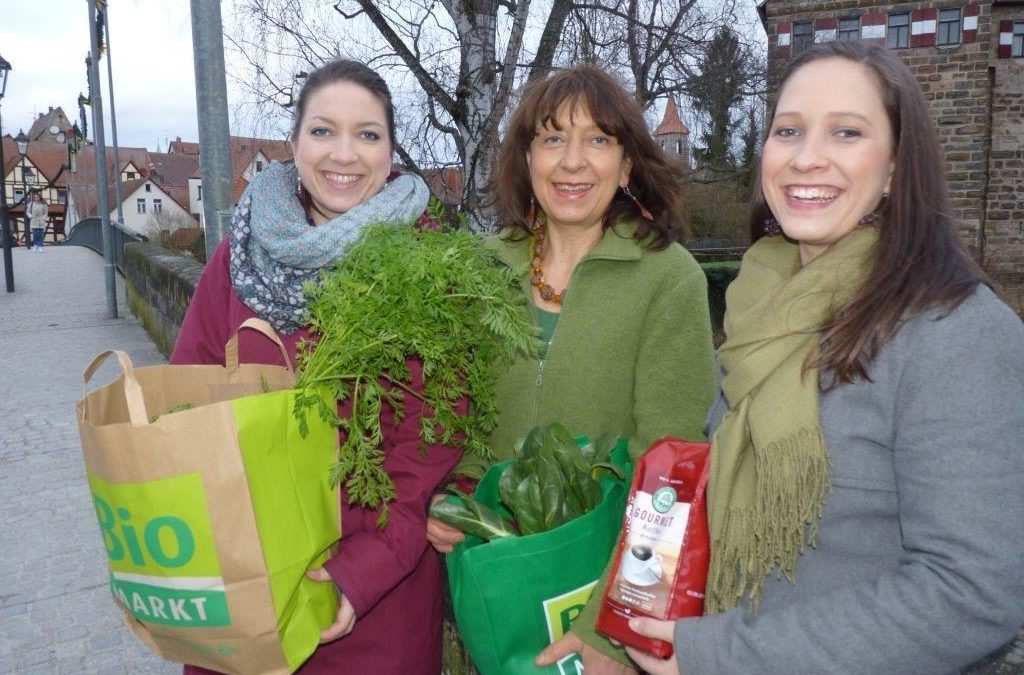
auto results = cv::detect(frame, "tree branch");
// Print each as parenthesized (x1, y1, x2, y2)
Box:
(336, 1, 460, 117)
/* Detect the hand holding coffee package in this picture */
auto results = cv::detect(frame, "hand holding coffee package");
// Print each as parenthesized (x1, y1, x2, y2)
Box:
(596, 438, 711, 658)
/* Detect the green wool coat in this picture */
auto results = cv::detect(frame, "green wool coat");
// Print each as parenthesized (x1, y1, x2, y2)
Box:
(460, 221, 716, 473)
(460, 221, 717, 663)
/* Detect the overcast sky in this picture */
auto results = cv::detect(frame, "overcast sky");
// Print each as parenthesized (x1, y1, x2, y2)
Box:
(1, 0, 212, 152)
(1, 1, 766, 156)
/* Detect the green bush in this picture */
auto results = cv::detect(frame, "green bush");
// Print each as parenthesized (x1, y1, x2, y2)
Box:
(167, 227, 203, 251)
(684, 181, 751, 243)
(190, 232, 207, 264)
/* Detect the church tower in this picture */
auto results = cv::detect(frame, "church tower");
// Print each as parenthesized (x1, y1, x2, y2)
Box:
(653, 96, 690, 172)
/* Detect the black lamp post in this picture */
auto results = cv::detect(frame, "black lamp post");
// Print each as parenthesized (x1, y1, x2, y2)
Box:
(14, 129, 30, 248)
(0, 53, 13, 292)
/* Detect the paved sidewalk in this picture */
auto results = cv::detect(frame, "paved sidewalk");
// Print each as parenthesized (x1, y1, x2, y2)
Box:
(0, 246, 177, 674)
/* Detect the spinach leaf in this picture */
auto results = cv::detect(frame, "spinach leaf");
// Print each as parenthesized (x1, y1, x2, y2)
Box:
(429, 490, 517, 541)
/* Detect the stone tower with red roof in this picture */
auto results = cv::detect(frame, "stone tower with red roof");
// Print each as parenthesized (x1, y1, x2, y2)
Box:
(653, 96, 690, 172)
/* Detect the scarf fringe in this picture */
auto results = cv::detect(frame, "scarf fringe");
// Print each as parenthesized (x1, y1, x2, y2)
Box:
(705, 426, 831, 614)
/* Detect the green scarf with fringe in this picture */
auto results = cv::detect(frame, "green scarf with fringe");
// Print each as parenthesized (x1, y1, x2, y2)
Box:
(705, 227, 877, 614)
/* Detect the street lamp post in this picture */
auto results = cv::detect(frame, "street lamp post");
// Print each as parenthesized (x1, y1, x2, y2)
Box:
(15, 130, 30, 248)
(0, 53, 13, 292)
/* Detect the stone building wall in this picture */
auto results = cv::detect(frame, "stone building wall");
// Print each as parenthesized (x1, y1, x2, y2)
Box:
(986, 4, 1024, 310)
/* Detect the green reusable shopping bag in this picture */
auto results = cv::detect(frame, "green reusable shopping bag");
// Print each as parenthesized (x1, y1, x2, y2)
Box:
(446, 440, 630, 675)
(77, 319, 340, 674)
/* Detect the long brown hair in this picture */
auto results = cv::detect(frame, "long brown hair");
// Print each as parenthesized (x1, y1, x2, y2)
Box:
(749, 42, 985, 386)
(494, 65, 687, 250)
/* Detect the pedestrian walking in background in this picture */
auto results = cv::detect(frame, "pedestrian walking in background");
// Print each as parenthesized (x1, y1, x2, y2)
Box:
(27, 191, 48, 251)
(627, 41, 1024, 675)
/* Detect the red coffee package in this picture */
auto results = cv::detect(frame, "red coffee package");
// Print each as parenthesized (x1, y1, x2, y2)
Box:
(596, 438, 711, 659)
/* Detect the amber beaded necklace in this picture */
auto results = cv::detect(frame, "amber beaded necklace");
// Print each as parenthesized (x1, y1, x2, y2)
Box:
(530, 222, 565, 304)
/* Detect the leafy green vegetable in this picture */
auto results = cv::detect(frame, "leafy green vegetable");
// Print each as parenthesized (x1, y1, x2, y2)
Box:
(500, 422, 623, 534)
(430, 489, 517, 541)
(294, 215, 539, 525)
(433, 423, 627, 540)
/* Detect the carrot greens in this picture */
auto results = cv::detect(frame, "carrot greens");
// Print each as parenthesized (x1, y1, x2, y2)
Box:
(294, 218, 538, 526)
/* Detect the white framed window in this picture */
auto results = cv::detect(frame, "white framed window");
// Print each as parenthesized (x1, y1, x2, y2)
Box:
(793, 21, 813, 53)
(938, 8, 961, 46)
(144, 183, 152, 193)
(839, 17, 860, 41)
(1014, 21, 1024, 57)
(137, 198, 146, 214)
(57, 189, 67, 205)
(888, 13, 910, 49)
(126, 171, 137, 180)
(153, 199, 163, 214)
(197, 185, 203, 200)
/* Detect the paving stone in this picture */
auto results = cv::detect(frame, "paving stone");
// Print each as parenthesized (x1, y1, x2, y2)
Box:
(0, 247, 176, 674)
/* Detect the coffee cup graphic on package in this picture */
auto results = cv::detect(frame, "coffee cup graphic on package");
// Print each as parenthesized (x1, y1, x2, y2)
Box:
(621, 544, 663, 586)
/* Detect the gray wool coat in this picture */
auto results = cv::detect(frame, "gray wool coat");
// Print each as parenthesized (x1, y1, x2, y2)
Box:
(676, 286, 1024, 675)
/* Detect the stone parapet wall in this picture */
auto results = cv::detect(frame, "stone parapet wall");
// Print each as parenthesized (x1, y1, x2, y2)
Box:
(123, 242, 203, 358)
(121, 242, 742, 352)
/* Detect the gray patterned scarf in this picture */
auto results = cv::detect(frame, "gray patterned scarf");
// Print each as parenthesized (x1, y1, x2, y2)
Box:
(229, 161, 430, 333)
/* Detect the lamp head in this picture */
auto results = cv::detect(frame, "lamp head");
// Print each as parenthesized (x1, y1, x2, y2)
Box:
(0, 54, 10, 100)
(14, 129, 28, 156)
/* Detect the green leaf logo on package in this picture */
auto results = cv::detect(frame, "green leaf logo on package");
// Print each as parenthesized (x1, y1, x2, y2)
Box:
(652, 486, 677, 514)
(88, 471, 229, 627)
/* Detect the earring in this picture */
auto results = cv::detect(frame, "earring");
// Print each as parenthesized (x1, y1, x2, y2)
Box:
(763, 215, 783, 236)
(858, 192, 888, 226)
(622, 185, 654, 222)
(526, 195, 538, 231)
(296, 175, 304, 199)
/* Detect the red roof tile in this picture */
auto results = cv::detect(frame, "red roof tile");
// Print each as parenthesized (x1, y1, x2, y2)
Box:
(654, 96, 689, 136)
(232, 176, 249, 204)
(421, 166, 463, 205)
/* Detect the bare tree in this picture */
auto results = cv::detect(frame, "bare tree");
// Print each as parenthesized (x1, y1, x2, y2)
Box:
(224, 0, 763, 231)
(142, 209, 201, 241)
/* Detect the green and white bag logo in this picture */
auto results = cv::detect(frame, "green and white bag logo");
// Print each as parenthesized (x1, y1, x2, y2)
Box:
(542, 580, 597, 675)
(89, 471, 230, 628)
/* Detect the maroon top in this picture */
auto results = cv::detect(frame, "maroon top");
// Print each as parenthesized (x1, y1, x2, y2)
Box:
(173, 240, 461, 674)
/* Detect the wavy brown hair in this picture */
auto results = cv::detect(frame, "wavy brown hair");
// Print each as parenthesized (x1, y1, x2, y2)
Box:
(494, 65, 687, 250)
(749, 42, 986, 386)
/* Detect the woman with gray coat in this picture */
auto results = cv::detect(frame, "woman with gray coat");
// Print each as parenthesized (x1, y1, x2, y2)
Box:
(627, 42, 1024, 675)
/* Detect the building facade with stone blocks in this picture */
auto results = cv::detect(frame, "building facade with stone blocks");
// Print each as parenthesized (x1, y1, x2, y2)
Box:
(759, 0, 1024, 312)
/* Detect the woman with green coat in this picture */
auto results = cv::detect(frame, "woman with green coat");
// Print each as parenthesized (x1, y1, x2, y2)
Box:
(428, 64, 716, 674)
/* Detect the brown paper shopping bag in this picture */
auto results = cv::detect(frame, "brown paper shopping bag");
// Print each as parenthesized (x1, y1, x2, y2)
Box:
(77, 318, 340, 674)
